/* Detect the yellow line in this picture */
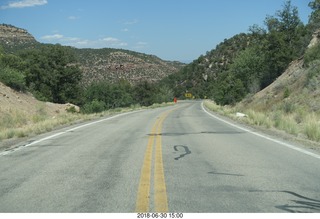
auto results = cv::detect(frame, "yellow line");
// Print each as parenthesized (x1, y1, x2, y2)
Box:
(135, 118, 158, 212)
(154, 114, 168, 212)
(135, 108, 178, 212)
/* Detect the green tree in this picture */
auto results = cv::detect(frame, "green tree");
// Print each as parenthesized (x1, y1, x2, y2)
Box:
(0, 67, 26, 92)
(0, 47, 27, 92)
(153, 84, 174, 103)
(262, 0, 306, 87)
(229, 46, 266, 94)
(109, 80, 134, 108)
(211, 72, 246, 105)
(133, 81, 157, 106)
(83, 79, 134, 110)
(308, 0, 320, 32)
(84, 80, 112, 109)
(22, 44, 82, 103)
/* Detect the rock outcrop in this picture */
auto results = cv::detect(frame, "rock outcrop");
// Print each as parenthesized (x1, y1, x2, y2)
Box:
(308, 29, 320, 48)
(0, 24, 38, 49)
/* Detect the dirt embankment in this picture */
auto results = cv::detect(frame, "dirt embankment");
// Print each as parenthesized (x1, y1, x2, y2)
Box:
(0, 82, 78, 116)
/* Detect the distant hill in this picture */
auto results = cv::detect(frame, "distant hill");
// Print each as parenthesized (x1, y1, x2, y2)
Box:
(74, 48, 184, 86)
(0, 24, 185, 85)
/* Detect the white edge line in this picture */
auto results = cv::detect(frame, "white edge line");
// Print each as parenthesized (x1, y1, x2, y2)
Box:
(0, 110, 143, 157)
(201, 101, 320, 160)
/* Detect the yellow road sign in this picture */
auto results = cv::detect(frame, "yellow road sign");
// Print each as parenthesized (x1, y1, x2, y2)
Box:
(185, 93, 193, 98)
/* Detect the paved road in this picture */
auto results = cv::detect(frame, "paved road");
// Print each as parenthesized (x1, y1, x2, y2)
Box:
(0, 101, 320, 213)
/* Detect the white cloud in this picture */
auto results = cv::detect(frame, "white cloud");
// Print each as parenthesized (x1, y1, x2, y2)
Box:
(136, 42, 147, 46)
(74, 40, 89, 46)
(68, 16, 79, 20)
(40, 33, 128, 49)
(123, 19, 138, 25)
(1, 0, 47, 9)
(102, 37, 128, 47)
(133, 41, 148, 49)
(41, 34, 64, 40)
(121, 28, 129, 32)
(102, 37, 119, 42)
(41, 34, 83, 44)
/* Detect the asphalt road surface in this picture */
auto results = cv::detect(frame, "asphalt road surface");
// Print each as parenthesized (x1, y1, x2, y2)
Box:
(0, 101, 320, 213)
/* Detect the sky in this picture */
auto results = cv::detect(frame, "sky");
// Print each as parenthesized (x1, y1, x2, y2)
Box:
(0, 0, 313, 62)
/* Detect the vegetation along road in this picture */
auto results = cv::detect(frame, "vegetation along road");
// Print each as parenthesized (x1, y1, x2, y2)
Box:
(0, 101, 319, 213)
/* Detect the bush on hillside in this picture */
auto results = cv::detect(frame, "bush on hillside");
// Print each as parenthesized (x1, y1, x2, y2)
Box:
(0, 67, 26, 92)
(304, 43, 320, 66)
(81, 99, 106, 114)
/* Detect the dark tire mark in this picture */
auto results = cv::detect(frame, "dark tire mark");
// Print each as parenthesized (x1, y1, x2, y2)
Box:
(173, 145, 191, 160)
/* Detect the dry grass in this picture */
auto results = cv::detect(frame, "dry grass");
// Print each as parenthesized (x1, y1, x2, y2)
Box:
(0, 102, 174, 141)
(204, 100, 320, 143)
(0, 112, 91, 140)
(304, 113, 320, 142)
(245, 109, 273, 128)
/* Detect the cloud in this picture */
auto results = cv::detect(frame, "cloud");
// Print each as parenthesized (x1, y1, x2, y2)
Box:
(123, 19, 138, 25)
(133, 41, 148, 49)
(40, 33, 128, 49)
(121, 28, 129, 32)
(102, 37, 128, 47)
(40, 34, 151, 52)
(68, 16, 79, 20)
(41, 34, 64, 40)
(1, 0, 47, 9)
(41, 34, 83, 44)
(136, 42, 148, 46)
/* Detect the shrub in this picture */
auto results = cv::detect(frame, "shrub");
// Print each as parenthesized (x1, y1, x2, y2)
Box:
(0, 67, 26, 92)
(283, 87, 290, 98)
(306, 62, 320, 91)
(304, 43, 320, 66)
(282, 100, 296, 114)
(66, 106, 77, 113)
(81, 100, 106, 114)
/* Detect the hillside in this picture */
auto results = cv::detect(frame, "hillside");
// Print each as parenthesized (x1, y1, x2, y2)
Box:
(224, 30, 320, 143)
(203, 32, 320, 144)
(0, 80, 79, 142)
(0, 24, 184, 85)
(240, 58, 308, 110)
(163, 33, 265, 99)
(74, 48, 184, 86)
(0, 81, 72, 116)
(241, 30, 320, 113)
(165, 1, 312, 104)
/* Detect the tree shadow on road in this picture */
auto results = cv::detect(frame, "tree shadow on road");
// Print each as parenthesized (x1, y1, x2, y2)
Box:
(275, 191, 320, 213)
(250, 190, 320, 213)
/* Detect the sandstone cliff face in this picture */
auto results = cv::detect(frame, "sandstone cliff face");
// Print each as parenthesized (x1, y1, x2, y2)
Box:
(0, 24, 38, 49)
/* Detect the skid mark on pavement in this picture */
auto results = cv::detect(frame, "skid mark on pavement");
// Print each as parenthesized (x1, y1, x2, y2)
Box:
(173, 145, 191, 160)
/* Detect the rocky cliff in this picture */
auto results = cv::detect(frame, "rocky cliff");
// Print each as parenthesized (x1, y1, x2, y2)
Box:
(0, 24, 39, 50)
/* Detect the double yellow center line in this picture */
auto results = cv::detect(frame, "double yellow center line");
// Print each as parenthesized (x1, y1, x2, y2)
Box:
(135, 107, 178, 212)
